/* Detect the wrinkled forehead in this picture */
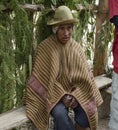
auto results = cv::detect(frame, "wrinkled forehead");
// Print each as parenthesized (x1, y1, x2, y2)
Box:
(52, 23, 73, 34)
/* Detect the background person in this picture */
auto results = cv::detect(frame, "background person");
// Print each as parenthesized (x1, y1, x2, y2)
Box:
(109, 1, 118, 130)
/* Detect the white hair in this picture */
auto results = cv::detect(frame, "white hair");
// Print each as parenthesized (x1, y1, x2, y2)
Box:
(52, 26, 59, 34)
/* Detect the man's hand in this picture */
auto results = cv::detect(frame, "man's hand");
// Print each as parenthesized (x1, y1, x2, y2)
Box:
(69, 97, 78, 109)
(61, 94, 72, 107)
(61, 94, 78, 108)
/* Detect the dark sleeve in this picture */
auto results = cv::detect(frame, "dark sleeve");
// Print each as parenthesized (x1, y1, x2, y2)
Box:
(110, 15, 118, 31)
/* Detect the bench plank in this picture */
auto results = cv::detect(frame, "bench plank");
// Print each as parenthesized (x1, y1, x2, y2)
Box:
(105, 86, 112, 94)
(0, 106, 28, 130)
(94, 75, 112, 89)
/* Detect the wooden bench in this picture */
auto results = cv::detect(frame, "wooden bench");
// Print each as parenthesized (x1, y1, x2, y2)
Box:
(105, 86, 112, 94)
(94, 74, 112, 90)
(0, 75, 112, 130)
(0, 106, 28, 130)
(95, 74, 112, 94)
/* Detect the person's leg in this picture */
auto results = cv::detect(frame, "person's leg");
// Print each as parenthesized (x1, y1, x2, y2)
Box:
(74, 104, 90, 130)
(51, 102, 75, 130)
(109, 71, 118, 130)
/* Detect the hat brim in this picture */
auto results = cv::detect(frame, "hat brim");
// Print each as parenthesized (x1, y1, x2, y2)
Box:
(47, 18, 79, 26)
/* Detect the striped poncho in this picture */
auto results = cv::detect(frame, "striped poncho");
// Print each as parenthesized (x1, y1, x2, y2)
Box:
(25, 34, 103, 130)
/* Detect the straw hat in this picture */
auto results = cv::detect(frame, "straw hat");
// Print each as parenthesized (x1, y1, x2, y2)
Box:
(47, 5, 78, 25)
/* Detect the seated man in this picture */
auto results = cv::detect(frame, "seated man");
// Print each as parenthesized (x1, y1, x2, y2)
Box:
(25, 5, 103, 130)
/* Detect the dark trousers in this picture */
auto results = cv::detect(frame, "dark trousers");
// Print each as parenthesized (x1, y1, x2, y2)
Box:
(51, 102, 89, 130)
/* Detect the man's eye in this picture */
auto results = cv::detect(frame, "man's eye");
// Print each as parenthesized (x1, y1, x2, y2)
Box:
(60, 27, 64, 30)
(68, 26, 72, 29)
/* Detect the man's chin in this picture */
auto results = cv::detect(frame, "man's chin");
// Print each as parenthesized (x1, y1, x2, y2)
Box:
(61, 39, 70, 44)
(61, 41, 68, 44)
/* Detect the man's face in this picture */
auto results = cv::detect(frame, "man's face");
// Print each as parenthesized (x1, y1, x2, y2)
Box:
(56, 24, 73, 44)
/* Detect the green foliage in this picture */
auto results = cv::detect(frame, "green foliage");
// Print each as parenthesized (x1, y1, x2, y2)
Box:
(0, 1, 33, 113)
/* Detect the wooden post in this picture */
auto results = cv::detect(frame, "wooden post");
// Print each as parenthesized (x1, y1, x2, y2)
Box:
(93, 0, 109, 76)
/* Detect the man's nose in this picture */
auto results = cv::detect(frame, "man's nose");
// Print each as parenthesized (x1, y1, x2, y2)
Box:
(64, 29, 69, 35)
